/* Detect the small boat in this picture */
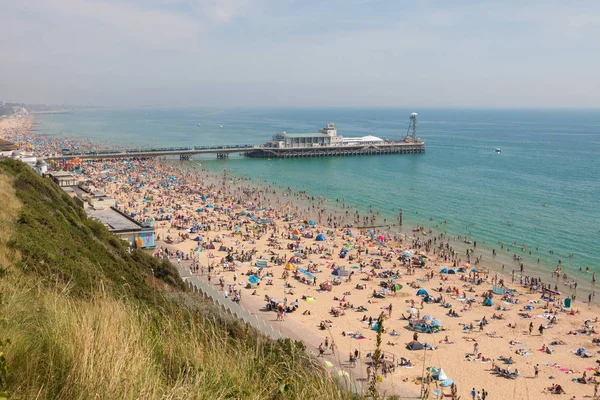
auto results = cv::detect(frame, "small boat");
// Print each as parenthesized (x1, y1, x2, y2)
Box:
(220, 125, 223, 128)
(495, 148, 502, 153)
(197, 123, 201, 127)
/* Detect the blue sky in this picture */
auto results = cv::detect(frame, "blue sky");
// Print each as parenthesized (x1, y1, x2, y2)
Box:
(1, 0, 599, 107)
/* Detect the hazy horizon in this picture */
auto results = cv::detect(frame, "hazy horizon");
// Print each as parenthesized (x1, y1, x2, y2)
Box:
(1, 0, 599, 108)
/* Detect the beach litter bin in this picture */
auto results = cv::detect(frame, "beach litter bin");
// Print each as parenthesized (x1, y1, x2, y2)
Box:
(564, 297, 571, 308)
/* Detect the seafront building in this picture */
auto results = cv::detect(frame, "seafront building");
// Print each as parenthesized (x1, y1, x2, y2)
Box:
(264, 123, 386, 149)
(265, 123, 345, 148)
(46, 170, 156, 249)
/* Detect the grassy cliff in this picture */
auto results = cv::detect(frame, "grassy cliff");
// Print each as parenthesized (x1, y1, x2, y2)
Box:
(0, 159, 351, 400)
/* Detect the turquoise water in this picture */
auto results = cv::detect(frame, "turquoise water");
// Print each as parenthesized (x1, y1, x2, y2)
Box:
(37, 108, 600, 283)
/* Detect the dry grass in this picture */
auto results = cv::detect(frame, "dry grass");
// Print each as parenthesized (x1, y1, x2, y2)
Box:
(0, 277, 350, 400)
(0, 172, 21, 269)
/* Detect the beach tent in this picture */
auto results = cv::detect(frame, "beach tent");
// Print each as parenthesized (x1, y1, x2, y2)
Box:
(416, 289, 429, 296)
(565, 297, 572, 308)
(406, 341, 424, 351)
(407, 320, 443, 334)
(440, 268, 448, 274)
(316, 233, 326, 241)
(193, 236, 203, 242)
(248, 276, 259, 284)
(440, 378, 454, 387)
(285, 263, 296, 271)
(492, 285, 507, 295)
(484, 297, 493, 306)
(308, 220, 315, 226)
(430, 319, 442, 327)
(435, 368, 448, 381)
(447, 269, 456, 274)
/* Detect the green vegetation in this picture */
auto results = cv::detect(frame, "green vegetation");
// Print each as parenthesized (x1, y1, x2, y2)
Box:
(0, 159, 352, 400)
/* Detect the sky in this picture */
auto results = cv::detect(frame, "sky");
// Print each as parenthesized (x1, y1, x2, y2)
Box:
(1, 0, 599, 108)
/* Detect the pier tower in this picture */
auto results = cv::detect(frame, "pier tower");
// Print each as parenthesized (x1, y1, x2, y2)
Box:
(405, 112, 418, 142)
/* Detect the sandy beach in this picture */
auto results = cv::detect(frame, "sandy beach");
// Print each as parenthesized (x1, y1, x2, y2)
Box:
(2, 115, 599, 400)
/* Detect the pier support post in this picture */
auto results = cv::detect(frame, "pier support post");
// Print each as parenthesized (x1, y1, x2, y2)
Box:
(180, 154, 192, 161)
(217, 153, 229, 159)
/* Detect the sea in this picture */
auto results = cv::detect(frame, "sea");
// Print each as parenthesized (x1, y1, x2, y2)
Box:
(35, 108, 600, 295)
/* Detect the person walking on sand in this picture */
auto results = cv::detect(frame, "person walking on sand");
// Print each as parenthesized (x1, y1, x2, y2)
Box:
(529, 322, 533, 335)
(324, 336, 329, 349)
(538, 324, 544, 335)
(471, 388, 476, 400)
(318, 343, 325, 357)
(473, 342, 479, 356)
(534, 364, 539, 378)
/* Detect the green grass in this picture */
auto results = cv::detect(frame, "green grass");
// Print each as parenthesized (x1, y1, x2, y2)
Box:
(0, 159, 353, 400)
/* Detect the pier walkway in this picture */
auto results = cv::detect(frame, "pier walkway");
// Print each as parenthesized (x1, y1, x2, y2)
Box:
(45, 141, 424, 161)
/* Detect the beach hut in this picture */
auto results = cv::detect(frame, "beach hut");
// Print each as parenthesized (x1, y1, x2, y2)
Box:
(316, 233, 326, 241)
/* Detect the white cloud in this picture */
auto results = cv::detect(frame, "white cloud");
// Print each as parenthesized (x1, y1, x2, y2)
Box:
(7, 0, 255, 50)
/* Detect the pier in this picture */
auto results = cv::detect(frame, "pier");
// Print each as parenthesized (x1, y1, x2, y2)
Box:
(45, 141, 424, 161)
